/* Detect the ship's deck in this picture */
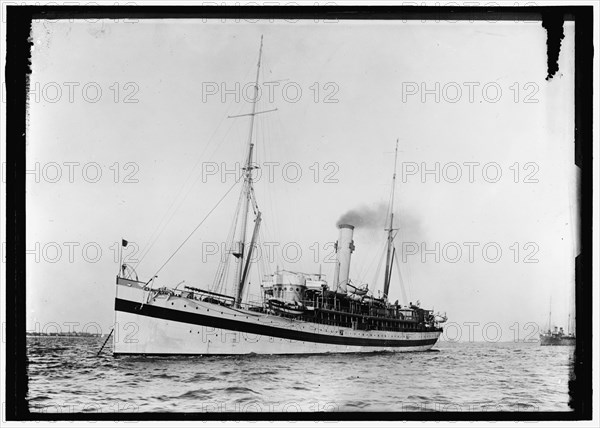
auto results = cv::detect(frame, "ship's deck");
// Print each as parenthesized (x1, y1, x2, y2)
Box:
(116, 277, 441, 334)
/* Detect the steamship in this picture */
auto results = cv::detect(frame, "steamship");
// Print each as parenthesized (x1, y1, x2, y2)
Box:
(540, 327, 575, 346)
(540, 304, 575, 346)
(112, 37, 446, 355)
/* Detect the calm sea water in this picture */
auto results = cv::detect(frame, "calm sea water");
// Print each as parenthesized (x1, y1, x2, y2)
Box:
(27, 337, 573, 413)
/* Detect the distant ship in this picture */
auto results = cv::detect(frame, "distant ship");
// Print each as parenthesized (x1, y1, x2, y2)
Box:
(540, 302, 575, 346)
(540, 327, 575, 346)
(112, 36, 447, 355)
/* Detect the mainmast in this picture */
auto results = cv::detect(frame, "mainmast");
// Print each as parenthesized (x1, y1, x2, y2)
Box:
(383, 139, 399, 300)
(548, 297, 552, 331)
(232, 36, 264, 308)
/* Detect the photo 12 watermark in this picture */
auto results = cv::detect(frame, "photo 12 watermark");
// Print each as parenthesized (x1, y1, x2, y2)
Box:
(401, 81, 540, 104)
(201, 161, 339, 184)
(201, 81, 340, 104)
(440, 321, 542, 343)
(22, 81, 140, 104)
(25, 321, 139, 345)
(400, 241, 540, 264)
(401, 161, 540, 184)
(19, 240, 139, 264)
(29, 400, 140, 414)
(19, 161, 140, 184)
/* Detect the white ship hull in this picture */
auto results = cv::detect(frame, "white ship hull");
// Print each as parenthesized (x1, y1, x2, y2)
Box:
(113, 280, 441, 355)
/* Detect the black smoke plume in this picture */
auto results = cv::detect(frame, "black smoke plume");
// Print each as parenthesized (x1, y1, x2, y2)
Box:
(336, 202, 389, 229)
(336, 202, 424, 243)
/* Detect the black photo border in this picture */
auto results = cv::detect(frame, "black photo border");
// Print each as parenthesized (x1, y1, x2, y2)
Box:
(4, 4, 594, 422)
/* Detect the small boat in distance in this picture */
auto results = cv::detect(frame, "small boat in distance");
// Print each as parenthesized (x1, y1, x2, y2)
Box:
(540, 302, 575, 346)
(540, 326, 575, 346)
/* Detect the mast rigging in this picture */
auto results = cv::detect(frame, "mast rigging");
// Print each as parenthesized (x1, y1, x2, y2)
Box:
(383, 139, 399, 300)
(232, 35, 265, 307)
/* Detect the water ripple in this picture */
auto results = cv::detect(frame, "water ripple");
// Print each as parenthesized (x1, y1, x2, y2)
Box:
(26, 337, 574, 413)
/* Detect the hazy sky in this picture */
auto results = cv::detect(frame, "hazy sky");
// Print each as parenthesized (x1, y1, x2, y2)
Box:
(26, 19, 577, 341)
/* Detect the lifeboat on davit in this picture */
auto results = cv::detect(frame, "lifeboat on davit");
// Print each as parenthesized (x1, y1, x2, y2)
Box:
(347, 282, 369, 296)
(267, 298, 305, 315)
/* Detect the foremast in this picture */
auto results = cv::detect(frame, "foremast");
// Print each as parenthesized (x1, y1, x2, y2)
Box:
(232, 36, 264, 308)
(383, 139, 399, 301)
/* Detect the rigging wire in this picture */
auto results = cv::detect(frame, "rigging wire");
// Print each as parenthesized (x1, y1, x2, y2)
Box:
(355, 229, 385, 286)
(259, 225, 277, 273)
(211, 54, 271, 299)
(134, 106, 243, 272)
(211, 183, 245, 295)
(260, 113, 280, 265)
(370, 239, 388, 295)
(132, 53, 259, 273)
(257, 231, 269, 281)
(393, 247, 409, 305)
(395, 202, 414, 303)
(149, 179, 241, 280)
(251, 62, 284, 277)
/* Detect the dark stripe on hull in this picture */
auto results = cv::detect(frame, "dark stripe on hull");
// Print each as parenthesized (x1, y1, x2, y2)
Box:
(115, 298, 440, 348)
